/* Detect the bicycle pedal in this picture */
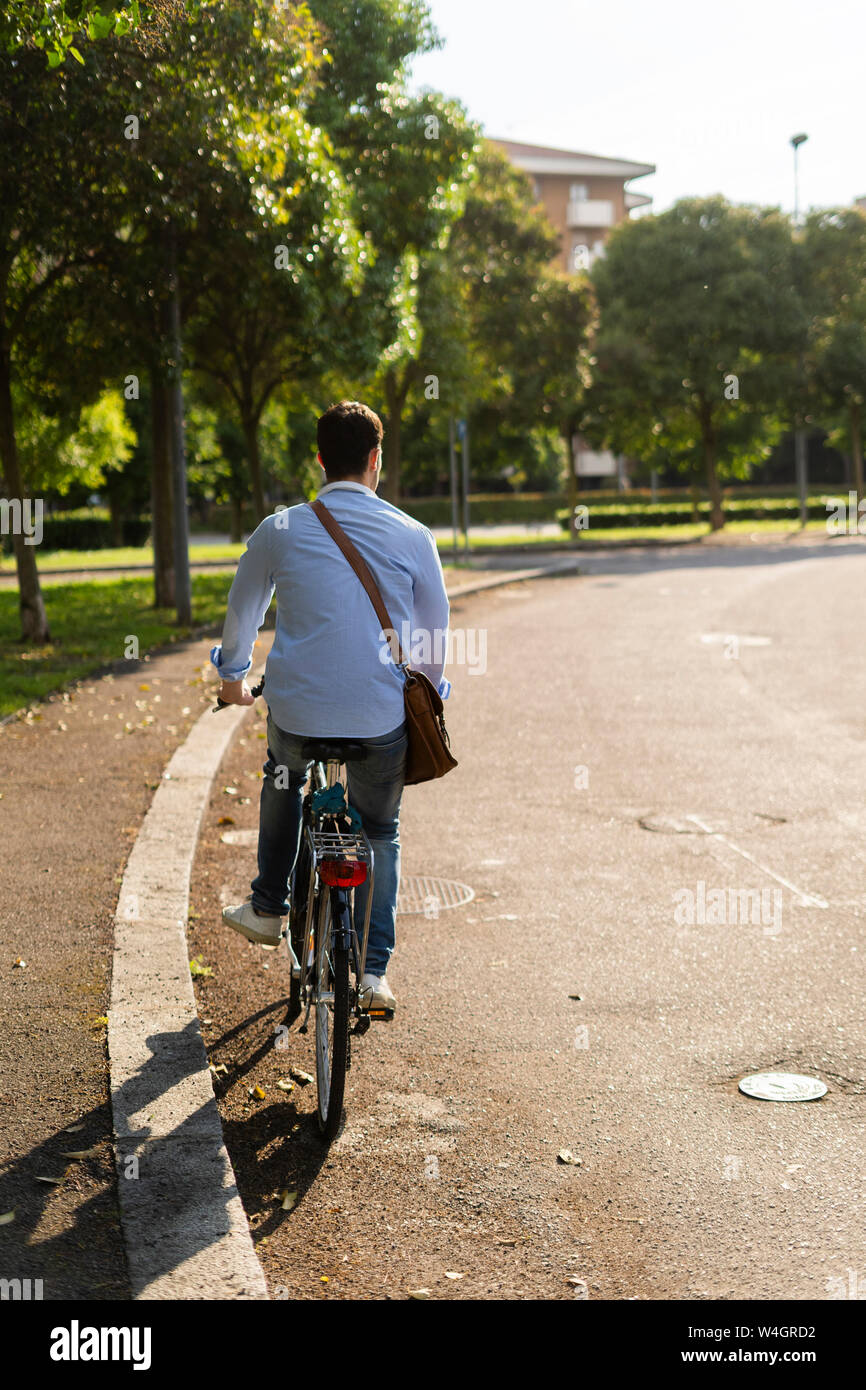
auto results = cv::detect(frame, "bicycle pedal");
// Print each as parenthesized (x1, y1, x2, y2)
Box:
(366, 1007, 395, 1022)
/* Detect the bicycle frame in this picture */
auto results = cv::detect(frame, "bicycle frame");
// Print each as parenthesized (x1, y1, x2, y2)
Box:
(295, 756, 376, 1034)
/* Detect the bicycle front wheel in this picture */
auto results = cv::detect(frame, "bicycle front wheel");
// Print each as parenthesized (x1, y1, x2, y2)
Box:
(314, 887, 349, 1140)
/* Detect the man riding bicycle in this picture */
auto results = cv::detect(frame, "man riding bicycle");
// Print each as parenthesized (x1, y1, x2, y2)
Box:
(211, 400, 451, 1012)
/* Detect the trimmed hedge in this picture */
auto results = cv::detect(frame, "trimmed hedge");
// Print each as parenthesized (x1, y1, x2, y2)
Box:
(399, 493, 568, 526)
(558, 499, 835, 531)
(0, 512, 150, 555)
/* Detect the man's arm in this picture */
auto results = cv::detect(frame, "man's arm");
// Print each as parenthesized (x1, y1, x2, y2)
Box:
(210, 519, 275, 702)
(411, 526, 451, 698)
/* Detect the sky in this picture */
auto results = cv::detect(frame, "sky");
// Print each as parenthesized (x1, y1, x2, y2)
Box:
(408, 0, 865, 216)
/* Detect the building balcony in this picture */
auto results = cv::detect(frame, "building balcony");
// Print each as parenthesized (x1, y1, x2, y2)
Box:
(566, 198, 614, 229)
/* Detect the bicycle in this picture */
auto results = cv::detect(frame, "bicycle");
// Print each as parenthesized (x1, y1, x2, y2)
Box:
(287, 738, 396, 1139)
(214, 676, 394, 1140)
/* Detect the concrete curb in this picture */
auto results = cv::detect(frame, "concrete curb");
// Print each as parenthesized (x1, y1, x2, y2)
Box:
(105, 560, 579, 1300)
(108, 699, 269, 1300)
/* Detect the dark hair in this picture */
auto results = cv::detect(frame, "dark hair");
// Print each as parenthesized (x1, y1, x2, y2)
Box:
(317, 400, 383, 481)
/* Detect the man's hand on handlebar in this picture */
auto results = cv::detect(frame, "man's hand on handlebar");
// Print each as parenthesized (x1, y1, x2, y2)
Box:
(213, 677, 256, 712)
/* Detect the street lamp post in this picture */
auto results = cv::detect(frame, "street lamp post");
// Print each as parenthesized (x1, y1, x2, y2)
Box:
(791, 133, 809, 526)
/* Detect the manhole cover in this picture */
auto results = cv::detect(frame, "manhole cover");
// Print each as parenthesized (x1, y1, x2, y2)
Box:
(738, 1071, 828, 1102)
(397, 875, 474, 915)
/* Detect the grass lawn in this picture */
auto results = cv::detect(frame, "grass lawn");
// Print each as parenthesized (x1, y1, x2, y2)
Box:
(0, 562, 465, 718)
(0, 573, 233, 720)
(0, 542, 246, 574)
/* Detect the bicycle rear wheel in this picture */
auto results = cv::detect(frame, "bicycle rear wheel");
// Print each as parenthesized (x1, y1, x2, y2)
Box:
(315, 886, 350, 1139)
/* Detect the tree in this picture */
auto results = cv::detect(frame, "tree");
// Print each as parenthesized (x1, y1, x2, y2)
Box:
(386, 139, 561, 496)
(305, 0, 478, 501)
(803, 207, 866, 500)
(511, 273, 594, 534)
(589, 197, 802, 529)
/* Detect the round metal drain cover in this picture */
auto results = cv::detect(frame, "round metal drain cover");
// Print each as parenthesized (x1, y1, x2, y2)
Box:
(397, 875, 475, 915)
(739, 1071, 827, 1102)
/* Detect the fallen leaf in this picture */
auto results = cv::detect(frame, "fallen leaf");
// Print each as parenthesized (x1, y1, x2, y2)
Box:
(139, 684, 150, 691)
(217, 816, 235, 826)
(223, 786, 238, 796)
(63, 1125, 85, 1134)
(35, 1176, 63, 1185)
(91, 1015, 109, 1028)
(189, 957, 213, 978)
(557, 1149, 582, 1166)
(60, 1146, 101, 1160)
(12, 958, 27, 969)
(280, 1189, 298, 1212)
(568, 992, 583, 1001)
(444, 1271, 464, 1280)
(289, 1068, 314, 1085)
(252, 1085, 266, 1100)
(0, 1211, 14, 1226)
(407, 1288, 431, 1300)
(275, 1079, 295, 1093)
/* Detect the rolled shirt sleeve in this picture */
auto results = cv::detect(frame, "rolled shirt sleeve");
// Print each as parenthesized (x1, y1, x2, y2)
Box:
(410, 527, 451, 699)
(210, 519, 275, 682)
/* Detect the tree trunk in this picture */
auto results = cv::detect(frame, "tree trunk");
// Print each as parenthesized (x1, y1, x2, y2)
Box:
(150, 368, 175, 609)
(563, 423, 579, 539)
(850, 400, 864, 502)
(165, 227, 191, 627)
(242, 412, 266, 523)
(689, 477, 700, 523)
(381, 368, 407, 505)
(700, 406, 724, 530)
(0, 350, 51, 643)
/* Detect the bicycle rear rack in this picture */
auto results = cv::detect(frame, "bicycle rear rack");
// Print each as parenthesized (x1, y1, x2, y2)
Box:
(299, 820, 377, 1015)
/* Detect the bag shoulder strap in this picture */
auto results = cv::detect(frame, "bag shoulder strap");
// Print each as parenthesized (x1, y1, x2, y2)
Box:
(307, 499, 409, 667)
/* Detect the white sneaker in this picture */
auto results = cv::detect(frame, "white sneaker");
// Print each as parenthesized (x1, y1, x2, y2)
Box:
(360, 972, 397, 1011)
(223, 899, 284, 947)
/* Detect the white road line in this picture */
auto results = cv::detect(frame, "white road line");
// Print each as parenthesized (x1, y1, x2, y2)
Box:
(686, 815, 828, 909)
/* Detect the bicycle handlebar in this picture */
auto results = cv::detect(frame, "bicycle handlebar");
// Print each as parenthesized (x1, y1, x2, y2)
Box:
(212, 673, 265, 713)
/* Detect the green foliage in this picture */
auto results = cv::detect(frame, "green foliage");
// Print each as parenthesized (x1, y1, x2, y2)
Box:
(0, 1, 154, 65)
(15, 389, 136, 495)
(586, 197, 803, 523)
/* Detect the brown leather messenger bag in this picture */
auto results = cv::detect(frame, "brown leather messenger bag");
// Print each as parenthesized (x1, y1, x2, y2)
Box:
(307, 499, 458, 786)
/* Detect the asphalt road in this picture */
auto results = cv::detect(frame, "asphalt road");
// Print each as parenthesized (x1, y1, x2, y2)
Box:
(188, 535, 866, 1300)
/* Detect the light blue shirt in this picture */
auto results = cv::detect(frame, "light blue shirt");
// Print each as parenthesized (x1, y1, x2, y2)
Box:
(210, 482, 451, 738)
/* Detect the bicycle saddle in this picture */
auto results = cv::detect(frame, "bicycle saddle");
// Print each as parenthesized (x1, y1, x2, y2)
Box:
(301, 738, 369, 764)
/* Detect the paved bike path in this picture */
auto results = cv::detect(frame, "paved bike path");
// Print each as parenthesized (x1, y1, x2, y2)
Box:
(0, 560, 569, 1299)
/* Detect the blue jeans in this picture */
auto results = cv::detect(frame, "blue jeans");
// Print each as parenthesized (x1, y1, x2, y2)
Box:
(250, 712, 408, 977)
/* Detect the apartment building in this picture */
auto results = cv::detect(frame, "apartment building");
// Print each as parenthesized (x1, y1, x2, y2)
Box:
(494, 138, 655, 485)
(494, 138, 655, 273)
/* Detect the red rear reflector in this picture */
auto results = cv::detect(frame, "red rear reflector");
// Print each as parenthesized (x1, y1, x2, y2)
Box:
(320, 859, 367, 887)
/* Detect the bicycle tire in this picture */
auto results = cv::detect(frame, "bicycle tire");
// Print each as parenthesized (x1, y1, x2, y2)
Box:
(315, 887, 350, 1140)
